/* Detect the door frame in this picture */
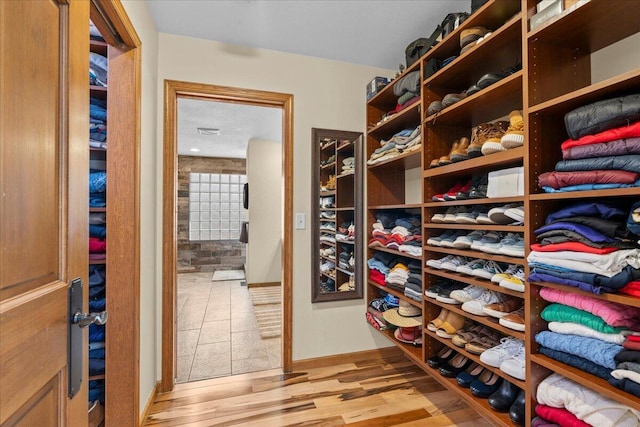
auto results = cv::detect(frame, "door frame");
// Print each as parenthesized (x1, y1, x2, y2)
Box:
(162, 80, 294, 392)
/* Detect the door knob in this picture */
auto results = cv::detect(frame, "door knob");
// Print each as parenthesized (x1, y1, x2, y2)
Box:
(73, 310, 108, 328)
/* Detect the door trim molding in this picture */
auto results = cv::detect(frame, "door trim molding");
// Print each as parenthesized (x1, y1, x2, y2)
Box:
(161, 79, 294, 392)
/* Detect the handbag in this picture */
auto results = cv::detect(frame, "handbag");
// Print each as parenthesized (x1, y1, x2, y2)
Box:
(405, 38, 432, 68)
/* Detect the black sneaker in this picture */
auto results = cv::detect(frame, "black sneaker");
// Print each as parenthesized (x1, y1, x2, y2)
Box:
(457, 175, 484, 199)
(468, 175, 488, 199)
(424, 278, 454, 299)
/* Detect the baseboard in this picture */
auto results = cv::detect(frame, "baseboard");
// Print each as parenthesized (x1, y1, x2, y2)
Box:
(291, 346, 402, 371)
(139, 380, 160, 426)
(247, 281, 280, 288)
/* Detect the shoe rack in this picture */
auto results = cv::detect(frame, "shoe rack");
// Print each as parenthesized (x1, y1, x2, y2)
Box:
(312, 128, 364, 303)
(366, 0, 640, 425)
(365, 52, 424, 365)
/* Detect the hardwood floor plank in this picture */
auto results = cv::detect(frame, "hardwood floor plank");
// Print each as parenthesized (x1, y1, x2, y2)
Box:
(142, 354, 485, 427)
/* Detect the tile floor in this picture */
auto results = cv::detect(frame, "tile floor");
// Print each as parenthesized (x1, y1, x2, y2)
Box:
(176, 272, 281, 383)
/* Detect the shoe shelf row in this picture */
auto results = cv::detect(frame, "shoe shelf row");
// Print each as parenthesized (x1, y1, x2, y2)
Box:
(425, 246, 527, 266)
(424, 267, 526, 300)
(425, 224, 525, 232)
(424, 196, 524, 208)
(523, 0, 640, 420)
(368, 245, 423, 260)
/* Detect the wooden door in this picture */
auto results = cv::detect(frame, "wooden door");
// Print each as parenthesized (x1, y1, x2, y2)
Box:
(0, 1, 89, 425)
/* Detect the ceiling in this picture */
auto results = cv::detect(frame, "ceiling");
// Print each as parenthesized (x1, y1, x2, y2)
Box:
(147, 0, 471, 70)
(177, 98, 282, 158)
(164, 1, 470, 158)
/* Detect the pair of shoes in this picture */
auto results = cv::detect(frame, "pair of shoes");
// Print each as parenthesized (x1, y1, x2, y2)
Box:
(452, 324, 493, 348)
(480, 337, 526, 380)
(488, 203, 525, 224)
(461, 289, 507, 316)
(470, 370, 502, 398)
(470, 231, 504, 251)
(452, 230, 486, 249)
(476, 62, 522, 90)
(456, 175, 488, 199)
(427, 100, 443, 116)
(460, 26, 490, 49)
(465, 121, 509, 157)
(426, 230, 465, 246)
(436, 282, 467, 304)
(492, 265, 526, 292)
(424, 278, 454, 299)
(488, 380, 522, 413)
(480, 232, 525, 257)
(433, 138, 471, 166)
(426, 308, 465, 339)
(501, 110, 525, 148)
(499, 306, 525, 331)
(456, 363, 486, 387)
(431, 180, 470, 201)
(439, 353, 474, 377)
(442, 91, 467, 108)
(483, 296, 522, 319)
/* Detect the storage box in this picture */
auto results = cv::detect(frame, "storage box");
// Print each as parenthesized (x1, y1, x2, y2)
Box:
(529, 0, 562, 30)
(366, 77, 389, 100)
(487, 166, 524, 198)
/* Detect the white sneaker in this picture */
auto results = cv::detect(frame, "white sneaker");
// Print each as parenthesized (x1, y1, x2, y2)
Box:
(504, 204, 525, 223)
(456, 258, 485, 276)
(426, 255, 455, 269)
(471, 260, 504, 280)
(453, 230, 486, 249)
(441, 256, 469, 272)
(461, 290, 505, 316)
(499, 344, 526, 380)
(450, 285, 485, 303)
(480, 337, 524, 368)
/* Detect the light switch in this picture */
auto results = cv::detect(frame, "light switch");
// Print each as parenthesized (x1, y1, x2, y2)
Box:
(295, 213, 306, 229)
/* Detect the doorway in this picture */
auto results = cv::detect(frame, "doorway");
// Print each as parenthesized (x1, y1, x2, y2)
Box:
(162, 80, 293, 392)
(174, 99, 283, 382)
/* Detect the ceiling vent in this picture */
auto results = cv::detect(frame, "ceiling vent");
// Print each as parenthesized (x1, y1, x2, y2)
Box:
(197, 127, 221, 135)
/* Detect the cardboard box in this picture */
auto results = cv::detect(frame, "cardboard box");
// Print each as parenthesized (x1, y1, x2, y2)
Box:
(536, 0, 556, 13)
(487, 166, 524, 198)
(367, 77, 389, 100)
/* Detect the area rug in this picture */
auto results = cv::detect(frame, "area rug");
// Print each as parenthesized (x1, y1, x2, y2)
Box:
(212, 269, 245, 281)
(249, 286, 281, 338)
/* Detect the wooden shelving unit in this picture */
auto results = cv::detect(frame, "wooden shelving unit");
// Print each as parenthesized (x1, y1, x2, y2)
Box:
(312, 128, 363, 302)
(365, 1, 640, 425)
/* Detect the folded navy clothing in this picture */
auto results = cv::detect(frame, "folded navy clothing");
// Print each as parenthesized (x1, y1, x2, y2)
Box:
(89, 171, 107, 193)
(89, 324, 105, 342)
(528, 271, 615, 295)
(538, 230, 638, 249)
(89, 358, 105, 375)
(90, 224, 106, 239)
(89, 348, 105, 359)
(90, 103, 107, 122)
(555, 155, 640, 174)
(615, 350, 640, 364)
(549, 216, 629, 239)
(90, 131, 107, 142)
(564, 93, 640, 140)
(529, 264, 638, 290)
(88, 380, 105, 403)
(535, 221, 615, 243)
(609, 377, 640, 398)
(89, 265, 105, 286)
(545, 202, 626, 223)
(89, 193, 106, 207)
(539, 346, 612, 381)
(89, 297, 105, 311)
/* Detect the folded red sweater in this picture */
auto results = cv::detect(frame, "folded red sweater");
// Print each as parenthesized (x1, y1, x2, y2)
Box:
(531, 242, 618, 255)
(89, 237, 106, 253)
(561, 121, 640, 150)
(620, 281, 640, 298)
(535, 404, 591, 427)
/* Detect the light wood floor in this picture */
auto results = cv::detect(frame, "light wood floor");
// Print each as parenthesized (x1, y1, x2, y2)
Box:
(143, 349, 491, 426)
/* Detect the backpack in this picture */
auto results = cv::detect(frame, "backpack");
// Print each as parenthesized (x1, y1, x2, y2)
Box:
(405, 29, 439, 68)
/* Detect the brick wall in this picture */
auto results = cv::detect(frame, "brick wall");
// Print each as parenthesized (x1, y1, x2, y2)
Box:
(178, 155, 246, 272)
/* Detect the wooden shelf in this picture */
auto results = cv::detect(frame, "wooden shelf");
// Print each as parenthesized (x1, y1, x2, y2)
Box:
(319, 190, 335, 196)
(90, 39, 108, 56)
(89, 374, 106, 381)
(424, 147, 523, 178)
(367, 245, 422, 260)
(367, 60, 420, 108)
(367, 149, 421, 170)
(321, 272, 336, 281)
(423, 267, 525, 299)
(528, 68, 640, 114)
(90, 147, 107, 153)
(335, 207, 354, 211)
(422, 364, 514, 427)
(530, 187, 640, 201)
(424, 329, 526, 390)
(425, 296, 525, 341)
(424, 14, 522, 89)
(335, 266, 354, 276)
(368, 280, 422, 309)
(423, 71, 523, 127)
(377, 327, 424, 367)
(321, 162, 336, 170)
(320, 255, 335, 263)
(336, 172, 354, 180)
(321, 141, 335, 151)
(424, 223, 524, 232)
(90, 207, 107, 213)
(368, 102, 420, 139)
(424, 246, 526, 267)
(89, 259, 106, 265)
(336, 141, 354, 152)
(422, 0, 521, 66)
(529, 280, 640, 309)
(527, 0, 640, 54)
(335, 239, 354, 245)
(369, 203, 422, 210)
(531, 354, 640, 411)
(423, 196, 524, 207)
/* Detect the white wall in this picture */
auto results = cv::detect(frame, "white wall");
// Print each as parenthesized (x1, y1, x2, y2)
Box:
(157, 32, 395, 360)
(245, 139, 282, 284)
(120, 0, 159, 416)
(591, 32, 640, 83)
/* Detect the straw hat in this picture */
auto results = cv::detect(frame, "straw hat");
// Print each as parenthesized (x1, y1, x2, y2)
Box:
(383, 300, 422, 328)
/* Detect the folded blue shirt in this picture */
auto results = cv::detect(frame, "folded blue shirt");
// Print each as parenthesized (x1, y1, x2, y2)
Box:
(535, 331, 623, 369)
(534, 221, 615, 243)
